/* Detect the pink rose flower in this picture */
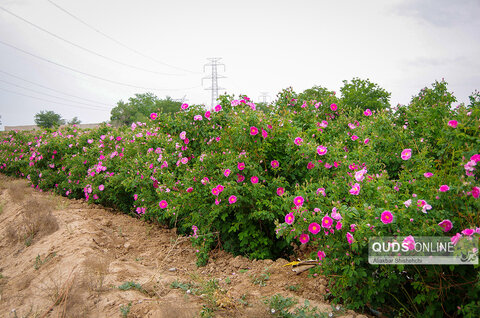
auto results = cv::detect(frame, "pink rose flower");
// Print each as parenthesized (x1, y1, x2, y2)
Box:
(159, 200, 168, 209)
(401, 148, 412, 160)
(322, 215, 333, 229)
(439, 185, 450, 192)
(448, 120, 458, 128)
(277, 187, 285, 196)
(228, 195, 237, 204)
(437, 219, 452, 232)
(403, 235, 415, 250)
(346, 232, 354, 244)
(308, 222, 321, 235)
(293, 196, 304, 207)
(381, 210, 393, 224)
(299, 233, 310, 244)
(317, 145, 327, 155)
(285, 212, 295, 224)
(349, 183, 361, 195)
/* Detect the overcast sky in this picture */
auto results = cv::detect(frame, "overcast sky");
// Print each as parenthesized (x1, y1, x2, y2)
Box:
(0, 0, 479, 128)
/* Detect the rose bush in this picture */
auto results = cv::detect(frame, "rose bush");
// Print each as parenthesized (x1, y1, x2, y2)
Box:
(1, 79, 479, 317)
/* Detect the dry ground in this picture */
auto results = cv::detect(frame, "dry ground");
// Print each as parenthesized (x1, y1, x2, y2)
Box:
(0, 174, 369, 318)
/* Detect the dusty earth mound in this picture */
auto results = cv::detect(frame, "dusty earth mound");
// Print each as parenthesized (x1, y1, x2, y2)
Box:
(0, 175, 367, 318)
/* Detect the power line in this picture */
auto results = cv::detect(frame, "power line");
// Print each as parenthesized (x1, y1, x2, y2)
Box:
(0, 86, 110, 112)
(46, 0, 202, 75)
(0, 69, 112, 106)
(0, 39, 202, 92)
(0, 78, 112, 110)
(0, 6, 183, 77)
(202, 58, 225, 108)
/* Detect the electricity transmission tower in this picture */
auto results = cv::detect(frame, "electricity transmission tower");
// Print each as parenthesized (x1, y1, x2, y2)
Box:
(259, 92, 270, 103)
(202, 58, 225, 108)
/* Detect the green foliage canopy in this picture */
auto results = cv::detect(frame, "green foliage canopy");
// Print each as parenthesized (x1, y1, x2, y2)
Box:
(34, 110, 65, 129)
(110, 93, 182, 126)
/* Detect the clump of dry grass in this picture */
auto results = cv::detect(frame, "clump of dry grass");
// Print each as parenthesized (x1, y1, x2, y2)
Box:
(21, 199, 59, 240)
(5, 224, 18, 243)
(40, 273, 87, 318)
(5, 198, 59, 246)
(82, 256, 109, 293)
(9, 181, 27, 203)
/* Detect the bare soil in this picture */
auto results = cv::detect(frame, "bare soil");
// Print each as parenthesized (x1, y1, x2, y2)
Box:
(0, 175, 368, 318)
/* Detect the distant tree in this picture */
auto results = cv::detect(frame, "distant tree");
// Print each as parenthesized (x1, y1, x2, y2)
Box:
(68, 116, 81, 125)
(110, 93, 181, 126)
(255, 102, 273, 114)
(34, 110, 65, 129)
(299, 85, 339, 107)
(340, 78, 391, 113)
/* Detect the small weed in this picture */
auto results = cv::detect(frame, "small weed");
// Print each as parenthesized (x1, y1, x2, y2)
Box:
(286, 284, 300, 292)
(265, 294, 340, 318)
(119, 302, 131, 318)
(171, 278, 224, 316)
(264, 294, 297, 316)
(200, 304, 214, 318)
(24, 234, 34, 247)
(199, 278, 221, 317)
(0, 202, 3, 214)
(170, 280, 199, 295)
(252, 272, 270, 287)
(118, 281, 143, 292)
(238, 294, 250, 306)
(239, 269, 249, 274)
(171, 280, 192, 291)
(203, 278, 219, 292)
(34, 252, 56, 270)
(134, 257, 143, 262)
(224, 277, 231, 284)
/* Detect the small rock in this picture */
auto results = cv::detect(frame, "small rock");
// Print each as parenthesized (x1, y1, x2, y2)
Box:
(124, 242, 131, 250)
(355, 315, 368, 318)
(168, 267, 177, 272)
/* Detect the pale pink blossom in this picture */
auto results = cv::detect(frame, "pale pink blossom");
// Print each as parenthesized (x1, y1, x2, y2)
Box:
(401, 148, 412, 160)
(349, 183, 361, 195)
(403, 235, 415, 250)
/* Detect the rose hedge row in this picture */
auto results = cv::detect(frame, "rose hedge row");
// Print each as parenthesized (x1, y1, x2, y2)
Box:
(1, 79, 479, 316)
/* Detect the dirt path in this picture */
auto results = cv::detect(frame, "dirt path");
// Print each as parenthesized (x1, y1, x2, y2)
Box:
(0, 175, 367, 318)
